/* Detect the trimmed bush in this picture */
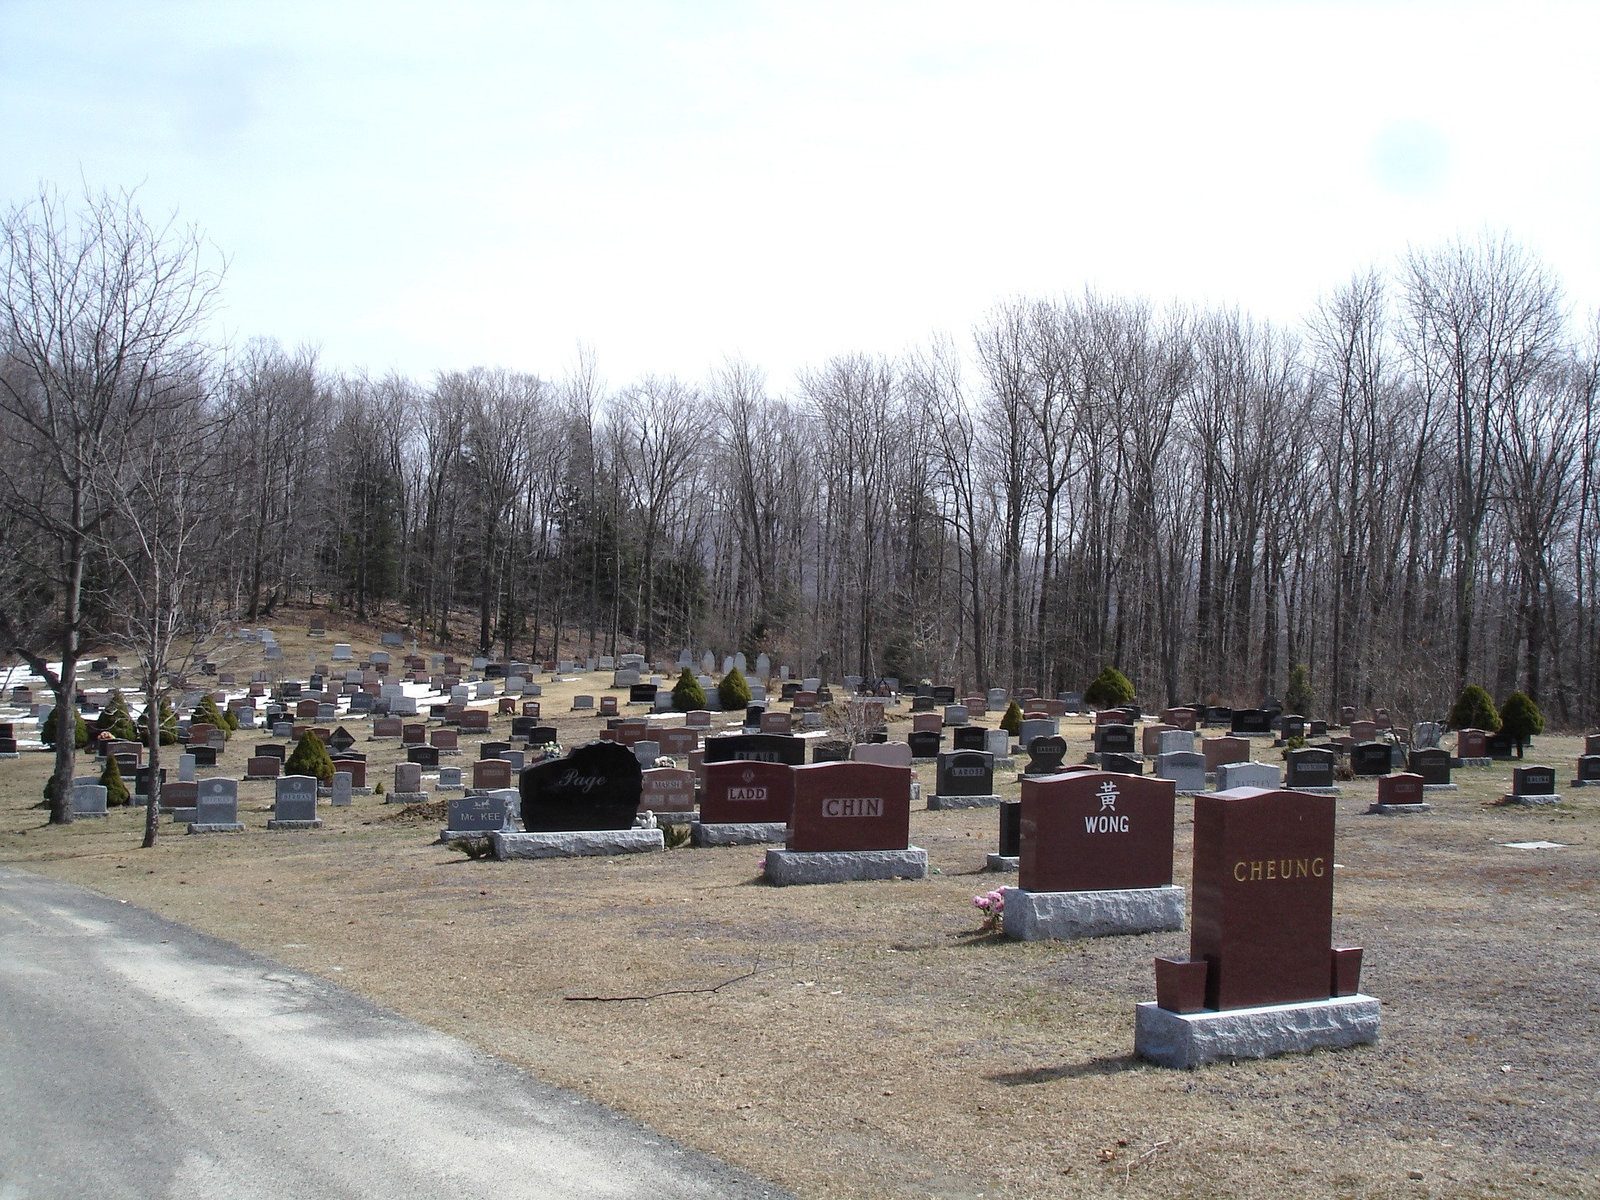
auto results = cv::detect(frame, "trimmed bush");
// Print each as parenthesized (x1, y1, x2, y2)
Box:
(100, 754, 131, 807)
(1447, 685, 1500, 732)
(94, 690, 138, 741)
(192, 694, 232, 740)
(40, 705, 90, 750)
(717, 667, 752, 711)
(1284, 663, 1313, 717)
(671, 667, 707, 712)
(137, 697, 180, 745)
(1083, 666, 1135, 709)
(999, 699, 1024, 736)
(284, 731, 336, 784)
(1498, 692, 1544, 751)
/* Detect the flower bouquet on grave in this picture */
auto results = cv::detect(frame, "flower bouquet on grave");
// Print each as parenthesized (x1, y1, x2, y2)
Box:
(972, 888, 1006, 933)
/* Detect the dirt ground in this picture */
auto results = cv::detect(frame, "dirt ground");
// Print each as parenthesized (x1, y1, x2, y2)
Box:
(3, 626, 1598, 1199)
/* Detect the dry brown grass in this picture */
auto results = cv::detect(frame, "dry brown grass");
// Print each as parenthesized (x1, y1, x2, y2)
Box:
(4, 621, 1598, 1199)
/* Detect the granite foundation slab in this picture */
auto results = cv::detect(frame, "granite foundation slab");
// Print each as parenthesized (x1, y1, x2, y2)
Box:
(1457, 756, 1492, 767)
(1287, 787, 1341, 796)
(1505, 793, 1562, 806)
(927, 793, 1004, 810)
(167, 807, 198, 823)
(1001, 885, 1185, 940)
(1571, 779, 1598, 788)
(1134, 995, 1380, 1069)
(491, 828, 665, 859)
(985, 854, 1019, 872)
(763, 847, 928, 886)
(1366, 802, 1432, 815)
(187, 821, 246, 834)
(692, 820, 788, 846)
(385, 792, 430, 805)
(266, 818, 323, 830)
(1422, 783, 1459, 792)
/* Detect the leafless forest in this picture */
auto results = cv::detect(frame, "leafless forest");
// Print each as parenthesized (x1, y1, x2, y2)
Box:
(6, 190, 1600, 739)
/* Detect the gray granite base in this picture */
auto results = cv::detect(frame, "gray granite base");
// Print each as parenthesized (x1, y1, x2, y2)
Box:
(763, 847, 928, 886)
(491, 828, 665, 859)
(985, 854, 1018, 872)
(243, 774, 279, 782)
(1001, 885, 1184, 940)
(692, 820, 788, 846)
(927, 793, 1004, 810)
(1457, 756, 1492, 767)
(187, 821, 246, 834)
(1422, 783, 1459, 792)
(266, 819, 323, 830)
(1571, 780, 1597, 788)
(438, 828, 509, 842)
(1288, 787, 1341, 796)
(0, 752, 20, 760)
(385, 792, 430, 805)
(1506, 793, 1562, 806)
(1366, 802, 1431, 815)
(911, 757, 937, 766)
(1135, 995, 1380, 1068)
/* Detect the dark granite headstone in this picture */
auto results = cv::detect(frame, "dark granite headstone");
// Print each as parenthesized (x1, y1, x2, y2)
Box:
(935, 750, 994, 796)
(1350, 742, 1392, 777)
(1487, 730, 1518, 760)
(254, 743, 286, 761)
(1203, 706, 1233, 727)
(1025, 735, 1068, 775)
(189, 745, 217, 768)
(702, 732, 806, 766)
(932, 686, 957, 705)
(1285, 747, 1336, 790)
(1576, 755, 1600, 784)
(1278, 715, 1306, 741)
(1093, 724, 1136, 756)
(998, 801, 1021, 857)
(1230, 709, 1272, 735)
(480, 741, 512, 760)
(518, 741, 642, 831)
(1511, 765, 1555, 795)
(811, 740, 849, 764)
(701, 760, 795, 824)
(1101, 752, 1143, 776)
(1191, 788, 1336, 1010)
(408, 745, 440, 768)
(629, 683, 658, 705)
(328, 726, 356, 753)
(1019, 771, 1175, 893)
(273, 776, 318, 823)
(952, 726, 987, 752)
(787, 762, 912, 852)
(907, 730, 941, 758)
(1409, 747, 1452, 785)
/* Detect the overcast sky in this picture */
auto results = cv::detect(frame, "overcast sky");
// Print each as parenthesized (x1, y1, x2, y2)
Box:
(3, 0, 1597, 392)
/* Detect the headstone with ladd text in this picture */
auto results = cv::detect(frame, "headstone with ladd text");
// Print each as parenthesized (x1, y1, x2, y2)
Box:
(701, 760, 794, 824)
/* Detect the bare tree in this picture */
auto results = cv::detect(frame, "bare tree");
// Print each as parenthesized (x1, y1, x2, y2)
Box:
(0, 185, 221, 822)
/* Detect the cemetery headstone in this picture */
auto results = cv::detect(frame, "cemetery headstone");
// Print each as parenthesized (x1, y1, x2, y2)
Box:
(447, 794, 514, 833)
(269, 776, 321, 829)
(1350, 741, 1393, 777)
(701, 760, 795, 824)
(1018, 771, 1176, 893)
(190, 778, 243, 831)
(933, 750, 995, 800)
(640, 767, 696, 813)
(702, 733, 806, 766)
(518, 741, 643, 831)
(1285, 747, 1338, 791)
(473, 758, 513, 792)
(1409, 747, 1453, 786)
(786, 762, 911, 852)
(1024, 735, 1068, 775)
(1155, 750, 1206, 793)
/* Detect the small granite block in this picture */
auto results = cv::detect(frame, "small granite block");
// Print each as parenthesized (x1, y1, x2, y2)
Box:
(186, 822, 246, 834)
(491, 828, 665, 859)
(763, 847, 928, 886)
(927, 793, 1004, 810)
(167, 807, 198, 823)
(691, 820, 787, 846)
(385, 792, 430, 805)
(1135, 995, 1380, 1069)
(1288, 787, 1341, 796)
(1505, 793, 1562, 806)
(1422, 783, 1459, 792)
(985, 854, 1019, 872)
(1366, 802, 1432, 815)
(1001, 885, 1185, 940)
(1457, 757, 1492, 767)
(266, 819, 323, 830)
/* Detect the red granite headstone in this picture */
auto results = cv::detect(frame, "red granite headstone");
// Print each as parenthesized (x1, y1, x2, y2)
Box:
(1018, 771, 1176, 893)
(700, 760, 794, 824)
(1202, 735, 1250, 773)
(332, 758, 366, 787)
(787, 762, 912, 852)
(911, 712, 942, 734)
(1457, 728, 1488, 757)
(247, 755, 280, 778)
(658, 727, 699, 756)
(473, 758, 513, 791)
(1377, 772, 1425, 805)
(760, 711, 794, 735)
(1141, 724, 1177, 756)
(1162, 707, 1198, 731)
(431, 728, 459, 751)
(460, 710, 490, 733)
(1191, 787, 1336, 1010)
(640, 767, 696, 813)
(1350, 720, 1377, 743)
